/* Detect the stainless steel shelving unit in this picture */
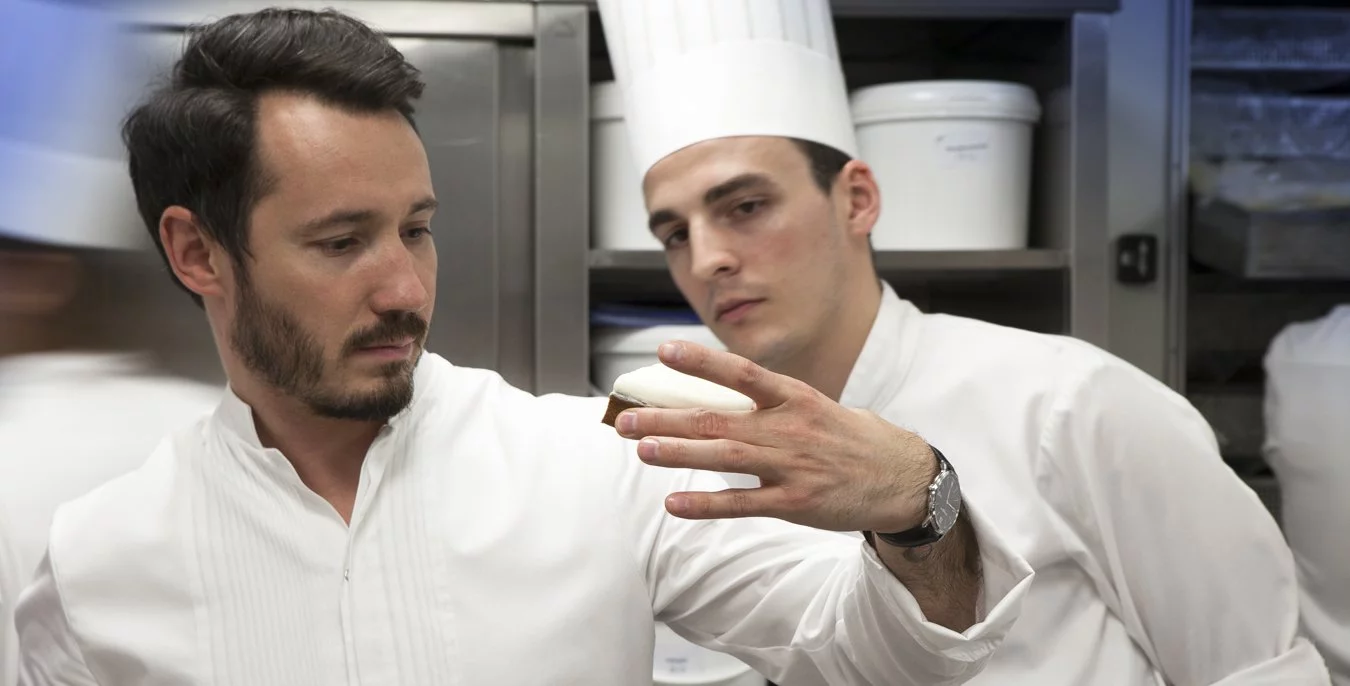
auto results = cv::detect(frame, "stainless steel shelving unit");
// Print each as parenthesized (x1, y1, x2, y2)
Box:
(543, 1, 1120, 396)
(1178, 2, 1350, 489)
(590, 249, 1069, 272)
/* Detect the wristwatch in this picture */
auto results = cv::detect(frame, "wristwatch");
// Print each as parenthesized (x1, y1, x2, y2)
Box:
(873, 445, 962, 548)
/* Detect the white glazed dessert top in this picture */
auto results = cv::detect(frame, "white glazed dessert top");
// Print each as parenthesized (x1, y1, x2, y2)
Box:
(611, 363, 754, 411)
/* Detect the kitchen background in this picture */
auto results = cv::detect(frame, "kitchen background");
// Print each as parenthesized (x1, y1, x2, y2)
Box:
(13, 1, 1347, 684)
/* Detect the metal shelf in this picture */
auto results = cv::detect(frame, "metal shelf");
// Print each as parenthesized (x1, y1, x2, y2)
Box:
(827, 0, 1117, 19)
(590, 249, 1068, 273)
(1191, 7, 1350, 73)
(573, 0, 1117, 19)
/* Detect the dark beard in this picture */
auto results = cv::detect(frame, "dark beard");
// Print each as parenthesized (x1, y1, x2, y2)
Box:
(229, 275, 427, 421)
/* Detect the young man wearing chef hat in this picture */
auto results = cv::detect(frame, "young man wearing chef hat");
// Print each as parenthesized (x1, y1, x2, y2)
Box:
(0, 3, 222, 681)
(597, 0, 1333, 684)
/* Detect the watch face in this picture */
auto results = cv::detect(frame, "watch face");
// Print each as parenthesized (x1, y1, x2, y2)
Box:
(930, 470, 962, 535)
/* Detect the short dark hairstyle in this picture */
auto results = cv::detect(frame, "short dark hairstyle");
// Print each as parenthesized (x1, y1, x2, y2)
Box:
(122, 8, 426, 307)
(790, 138, 853, 194)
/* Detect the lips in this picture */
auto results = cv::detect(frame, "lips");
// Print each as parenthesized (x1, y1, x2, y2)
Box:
(359, 337, 416, 352)
(714, 298, 764, 322)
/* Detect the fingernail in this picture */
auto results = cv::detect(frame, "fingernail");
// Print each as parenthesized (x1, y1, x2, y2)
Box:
(616, 411, 636, 434)
(658, 342, 682, 363)
(666, 494, 689, 514)
(638, 438, 660, 462)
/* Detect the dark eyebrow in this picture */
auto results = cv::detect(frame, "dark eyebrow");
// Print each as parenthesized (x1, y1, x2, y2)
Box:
(299, 208, 378, 235)
(408, 197, 439, 216)
(298, 196, 439, 235)
(703, 173, 774, 206)
(648, 209, 680, 233)
(647, 174, 775, 233)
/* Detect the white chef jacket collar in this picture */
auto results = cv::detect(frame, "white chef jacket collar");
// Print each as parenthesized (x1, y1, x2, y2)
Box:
(213, 351, 432, 452)
(838, 281, 923, 411)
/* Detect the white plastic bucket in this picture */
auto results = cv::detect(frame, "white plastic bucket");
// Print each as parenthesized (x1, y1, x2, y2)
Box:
(851, 80, 1042, 250)
(591, 81, 658, 250)
(590, 324, 725, 394)
(654, 623, 767, 686)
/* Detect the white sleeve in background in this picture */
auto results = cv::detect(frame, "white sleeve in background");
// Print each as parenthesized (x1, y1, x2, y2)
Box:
(625, 462, 1033, 685)
(1045, 360, 1331, 685)
(1263, 306, 1350, 686)
(12, 557, 98, 686)
(1, 513, 23, 686)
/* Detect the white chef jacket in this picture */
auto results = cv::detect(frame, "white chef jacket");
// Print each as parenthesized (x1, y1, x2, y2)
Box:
(835, 283, 1331, 686)
(0, 353, 223, 582)
(16, 352, 1033, 686)
(1264, 305, 1350, 686)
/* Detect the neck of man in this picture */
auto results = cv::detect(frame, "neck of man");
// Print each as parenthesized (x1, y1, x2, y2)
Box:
(772, 270, 882, 403)
(231, 374, 382, 524)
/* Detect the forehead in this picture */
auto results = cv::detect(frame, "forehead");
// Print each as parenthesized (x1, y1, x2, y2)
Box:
(643, 136, 813, 201)
(252, 91, 431, 213)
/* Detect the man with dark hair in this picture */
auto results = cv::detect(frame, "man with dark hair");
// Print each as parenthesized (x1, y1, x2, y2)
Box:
(15, 8, 1035, 685)
(602, 0, 1332, 683)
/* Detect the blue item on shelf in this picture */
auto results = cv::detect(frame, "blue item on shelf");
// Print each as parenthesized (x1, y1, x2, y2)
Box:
(590, 303, 702, 328)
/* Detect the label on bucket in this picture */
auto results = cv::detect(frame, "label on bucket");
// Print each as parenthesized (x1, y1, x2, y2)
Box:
(935, 131, 990, 165)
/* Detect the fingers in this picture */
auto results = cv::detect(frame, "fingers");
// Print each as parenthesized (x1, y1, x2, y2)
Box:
(616, 404, 752, 441)
(656, 341, 796, 409)
(665, 487, 786, 520)
(636, 437, 780, 480)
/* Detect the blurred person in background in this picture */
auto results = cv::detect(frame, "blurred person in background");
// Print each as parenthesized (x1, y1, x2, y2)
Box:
(1264, 307, 1350, 686)
(600, 0, 1332, 683)
(0, 2, 222, 676)
(0, 511, 18, 686)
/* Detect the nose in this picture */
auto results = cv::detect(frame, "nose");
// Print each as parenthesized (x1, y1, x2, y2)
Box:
(369, 240, 431, 315)
(688, 223, 740, 282)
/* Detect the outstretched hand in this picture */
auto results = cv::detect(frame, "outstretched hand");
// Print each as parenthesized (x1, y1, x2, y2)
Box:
(614, 341, 940, 535)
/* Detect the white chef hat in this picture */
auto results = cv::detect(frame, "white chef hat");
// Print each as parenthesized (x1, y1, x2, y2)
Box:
(0, 0, 147, 251)
(596, 0, 858, 179)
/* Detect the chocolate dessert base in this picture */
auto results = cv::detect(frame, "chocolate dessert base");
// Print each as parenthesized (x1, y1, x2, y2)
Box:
(601, 394, 648, 427)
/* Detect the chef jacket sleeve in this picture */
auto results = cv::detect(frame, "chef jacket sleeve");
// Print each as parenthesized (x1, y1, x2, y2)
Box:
(623, 458, 1033, 685)
(1044, 359, 1332, 685)
(13, 555, 99, 686)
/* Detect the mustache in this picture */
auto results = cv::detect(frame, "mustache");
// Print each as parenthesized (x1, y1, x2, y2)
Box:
(343, 311, 429, 354)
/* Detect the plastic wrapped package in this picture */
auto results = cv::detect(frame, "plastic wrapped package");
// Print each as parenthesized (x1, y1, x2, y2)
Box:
(1192, 8, 1350, 71)
(1192, 93, 1350, 162)
(1188, 159, 1350, 279)
(1263, 306, 1350, 686)
(1190, 158, 1350, 212)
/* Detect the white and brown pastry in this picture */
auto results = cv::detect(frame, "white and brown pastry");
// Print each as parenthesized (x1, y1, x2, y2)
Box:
(601, 363, 754, 427)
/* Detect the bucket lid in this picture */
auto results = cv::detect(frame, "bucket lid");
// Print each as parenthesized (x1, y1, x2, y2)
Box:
(591, 80, 625, 121)
(850, 80, 1042, 125)
(592, 325, 724, 355)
